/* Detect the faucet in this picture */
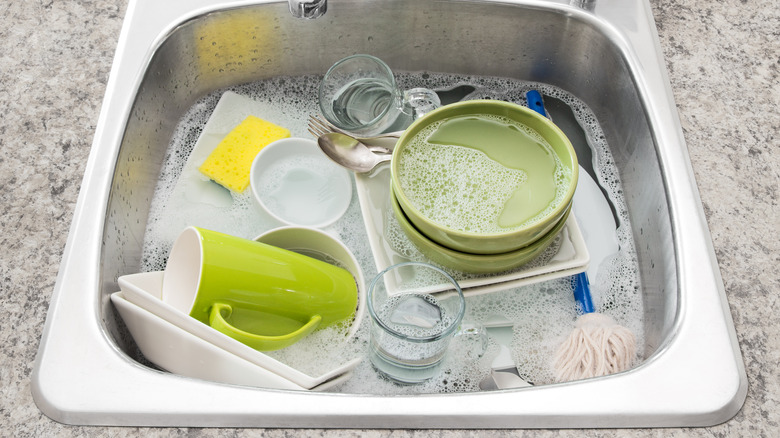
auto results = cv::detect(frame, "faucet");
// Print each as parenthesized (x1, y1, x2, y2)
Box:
(570, 0, 596, 11)
(289, 0, 327, 19)
(288, 0, 594, 19)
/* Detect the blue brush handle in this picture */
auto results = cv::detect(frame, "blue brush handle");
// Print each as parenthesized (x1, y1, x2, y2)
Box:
(526, 90, 548, 118)
(573, 272, 595, 314)
(525, 91, 595, 315)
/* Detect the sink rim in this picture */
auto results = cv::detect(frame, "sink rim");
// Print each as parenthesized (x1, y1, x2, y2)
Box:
(31, 0, 747, 428)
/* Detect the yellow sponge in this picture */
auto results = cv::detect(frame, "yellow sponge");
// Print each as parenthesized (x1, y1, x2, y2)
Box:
(199, 115, 290, 192)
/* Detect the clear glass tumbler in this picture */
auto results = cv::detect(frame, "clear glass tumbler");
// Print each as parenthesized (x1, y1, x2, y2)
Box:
(367, 262, 466, 384)
(319, 54, 441, 136)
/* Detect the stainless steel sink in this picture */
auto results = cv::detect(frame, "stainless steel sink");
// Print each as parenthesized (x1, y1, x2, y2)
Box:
(32, 0, 747, 428)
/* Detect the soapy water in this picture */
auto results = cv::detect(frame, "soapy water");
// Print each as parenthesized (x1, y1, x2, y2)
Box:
(254, 152, 346, 226)
(398, 114, 573, 233)
(370, 292, 466, 383)
(387, 294, 443, 331)
(139, 72, 642, 393)
(331, 77, 397, 130)
(375, 295, 452, 360)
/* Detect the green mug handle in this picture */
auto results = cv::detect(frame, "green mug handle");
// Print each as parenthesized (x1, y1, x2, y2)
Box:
(209, 302, 322, 351)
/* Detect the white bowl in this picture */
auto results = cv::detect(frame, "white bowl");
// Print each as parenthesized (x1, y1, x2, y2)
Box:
(249, 137, 353, 228)
(254, 226, 366, 339)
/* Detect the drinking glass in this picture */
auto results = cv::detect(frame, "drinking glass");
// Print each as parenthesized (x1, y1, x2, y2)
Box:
(319, 54, 441, 136)
(367, 262, 466, 384)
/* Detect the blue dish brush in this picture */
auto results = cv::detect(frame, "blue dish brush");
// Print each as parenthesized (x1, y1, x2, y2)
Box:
(525, 91, 636, 381)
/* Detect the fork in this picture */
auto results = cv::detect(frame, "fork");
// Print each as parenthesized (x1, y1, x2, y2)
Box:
(307, 115, 403, 152)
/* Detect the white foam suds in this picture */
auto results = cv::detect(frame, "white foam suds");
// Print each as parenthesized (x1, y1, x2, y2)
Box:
(397, 115, 572, 233)
(140, 73, 642, 393)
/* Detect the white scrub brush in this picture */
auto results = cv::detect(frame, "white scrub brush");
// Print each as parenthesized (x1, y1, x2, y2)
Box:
(553, 272, 636, 382)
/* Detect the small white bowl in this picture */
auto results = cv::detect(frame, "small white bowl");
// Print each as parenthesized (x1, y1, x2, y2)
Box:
(250, 137, 352, 228)
(254, 226, 366, 340)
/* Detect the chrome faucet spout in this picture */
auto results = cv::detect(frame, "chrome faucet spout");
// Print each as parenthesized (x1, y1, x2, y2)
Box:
(289, 0, 327, 19)
(570, 0, 596, 11)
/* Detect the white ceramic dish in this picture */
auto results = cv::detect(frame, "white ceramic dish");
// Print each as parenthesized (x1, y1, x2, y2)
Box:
(254, 226, 367, 339)
(570, 165, 620, 281)
(116, 226, 366, 389)
(118, 271, 362, 390)
(355, 165, 591, 296)
(167, 91, 280, 205)
(250, 138, 352, 228)
(110, 292, 351, 391)
(157, 91, 306, 236)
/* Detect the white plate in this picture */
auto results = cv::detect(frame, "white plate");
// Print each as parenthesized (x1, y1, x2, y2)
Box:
(157, 91, 299, 237)
(117, 271, 362, 390)
(170, 91, 289, 208)
(355, 165, 592, 296)
(571, 164, 620, 281)
(110, 291, 351, 391)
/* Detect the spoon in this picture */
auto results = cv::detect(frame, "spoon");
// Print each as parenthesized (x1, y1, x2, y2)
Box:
(317, 132, 392, 173)
(307, 114, 401, 152)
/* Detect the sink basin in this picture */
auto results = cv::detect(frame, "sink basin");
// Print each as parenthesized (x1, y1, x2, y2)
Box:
(32, 0, 747, 428)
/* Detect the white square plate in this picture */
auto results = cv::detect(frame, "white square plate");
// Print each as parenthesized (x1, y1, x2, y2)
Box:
(117, 271, 362, 390)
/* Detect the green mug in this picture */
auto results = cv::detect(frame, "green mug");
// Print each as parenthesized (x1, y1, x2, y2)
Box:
(161, 226, 358, 351)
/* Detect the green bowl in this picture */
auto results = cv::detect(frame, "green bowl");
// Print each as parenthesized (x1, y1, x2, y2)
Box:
(391, 100, 578, 254)
(391, 190, 571, 274)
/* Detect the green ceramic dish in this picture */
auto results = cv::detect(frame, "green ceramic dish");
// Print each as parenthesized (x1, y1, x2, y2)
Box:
(391, 100, 578, 254)
(391, 190, 571, 274)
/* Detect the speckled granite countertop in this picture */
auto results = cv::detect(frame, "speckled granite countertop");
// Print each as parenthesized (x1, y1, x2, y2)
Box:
(1, 0, 777, 436)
